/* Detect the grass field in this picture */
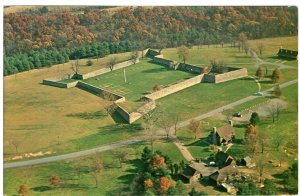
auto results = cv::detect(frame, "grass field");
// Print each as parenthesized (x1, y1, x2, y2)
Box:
(162, 36, 298, 74)
(162, 46, 256, 65)
(83, 59, 196, 101)
(4, 36, 297, 160)
(3, 52, 139, 158)
(4, 139, 185, 196)
(158, 78, 257, 121)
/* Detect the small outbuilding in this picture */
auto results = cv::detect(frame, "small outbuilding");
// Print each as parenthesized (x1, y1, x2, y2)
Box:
(277, 49, 298, 59)
(181, 161, 218, 184)
(241, 156, 256, 168)
(209, 165, 239, 185)
(215, 151, 236, 168)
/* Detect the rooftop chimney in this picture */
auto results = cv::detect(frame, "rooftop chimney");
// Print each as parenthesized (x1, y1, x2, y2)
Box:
(213, 127, 217, 133)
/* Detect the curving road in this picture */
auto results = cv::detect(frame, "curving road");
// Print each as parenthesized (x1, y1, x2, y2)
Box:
(4, 79, 297, 169)
(250, 49, 296, 70)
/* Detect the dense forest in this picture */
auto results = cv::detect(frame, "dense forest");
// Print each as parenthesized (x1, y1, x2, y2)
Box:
(3, 6, 298, 75)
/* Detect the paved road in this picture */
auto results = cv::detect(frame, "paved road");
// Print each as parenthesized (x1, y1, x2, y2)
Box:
(4, 136, 145, 169)
(250, 49, 296, 70)
(172, 79, 297, 130)
(4, 79, 297, 169)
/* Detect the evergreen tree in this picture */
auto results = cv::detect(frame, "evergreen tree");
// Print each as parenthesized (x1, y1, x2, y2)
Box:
(249, 112, 260, 126)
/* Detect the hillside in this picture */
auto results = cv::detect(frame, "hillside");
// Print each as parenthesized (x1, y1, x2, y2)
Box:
(3, 6, 298, 76)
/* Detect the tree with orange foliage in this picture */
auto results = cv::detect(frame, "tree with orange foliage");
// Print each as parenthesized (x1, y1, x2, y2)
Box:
(153, 84, 161, 92)
(18, 184, 29, 196)
(159, 176, 171, 193)
(151, 154, 166, 169)
(144, 179, 153, 189)
(49, 175, 61, 186)
(189, 119, 201, 139)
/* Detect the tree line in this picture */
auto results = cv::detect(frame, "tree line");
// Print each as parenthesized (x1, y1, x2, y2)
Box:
(4, 6, 298, 75)
(4, 40, 142, 76)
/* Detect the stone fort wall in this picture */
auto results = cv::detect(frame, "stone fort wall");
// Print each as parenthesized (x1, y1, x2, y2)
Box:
(43, 74, 78, 88)
(43, 48, 248, 124)
(214, 68, 248, 83)
(77, 59, 139, 80)
(76, 81, 125, 102)
(144, 74, 204, 100)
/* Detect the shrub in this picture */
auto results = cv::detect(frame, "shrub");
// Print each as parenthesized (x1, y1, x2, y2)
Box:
(153, 84, 161, 92)
(86, 60, 93, 66)
(249, 112, 260, 126)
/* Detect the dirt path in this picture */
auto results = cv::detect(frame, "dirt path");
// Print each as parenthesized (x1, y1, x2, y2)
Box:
(172, 137, 194, 161)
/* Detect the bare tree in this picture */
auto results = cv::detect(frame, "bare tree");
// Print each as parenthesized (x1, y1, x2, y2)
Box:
(130, 51, 139, 64)
(257, 130, 268, 154)
(177, 45, 189, 64)
(275, 102, 284, 120)
(171, 112, 180, 136)
(244, 124, 258, 156)
(90, 154, 104, 188)
(10, 140, 21, 154)
(239, 32, 248, 51)
(140, 104, 161, 152)
(267, 104, 277, 123)
(107, 57, 117, 71)
(272, 134, 285, 167)
(160, 113, 173, 138)
(267, 102, 284, 123)
(244, 134, 257, 157)
(244, 42, 250, 55)
(258, 43, 264, 57)
(255, 154, 267, 183)
(71, 58, 80, 74)
(113, 149, 130, 168)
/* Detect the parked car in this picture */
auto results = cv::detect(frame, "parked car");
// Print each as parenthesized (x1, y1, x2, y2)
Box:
(255, 92, 264, 96)
(233, 112, 242, 117)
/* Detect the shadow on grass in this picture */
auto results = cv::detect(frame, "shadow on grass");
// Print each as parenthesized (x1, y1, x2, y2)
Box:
(186, 138, 209, 147)
(31, 186, 52, 192)
(268, 56, 295, 61)
(233, 138, 244, 145)
(260, 80, 274, 84)
(238, 77, 256, 81)
(71, 123, 142, 149)
(142, 67, 167, 73)
(117, 159, 143, 185)
(177, 136, 194, 143)
(200, 178, 227, 192)
(234, 124, 247, 129)
(59, 183, 90, 190)
(66, 111, 106, 120)
(110, 110, 128, 124)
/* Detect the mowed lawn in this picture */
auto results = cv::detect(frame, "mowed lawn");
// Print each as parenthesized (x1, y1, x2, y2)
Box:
(3, 53, 141, 159)
(158, 78, 258, 121)
(4, 139, 185, 196)
(162, 46, 256, 66)
(83, 59, 196, 101)
(162, 36, 298, 73)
